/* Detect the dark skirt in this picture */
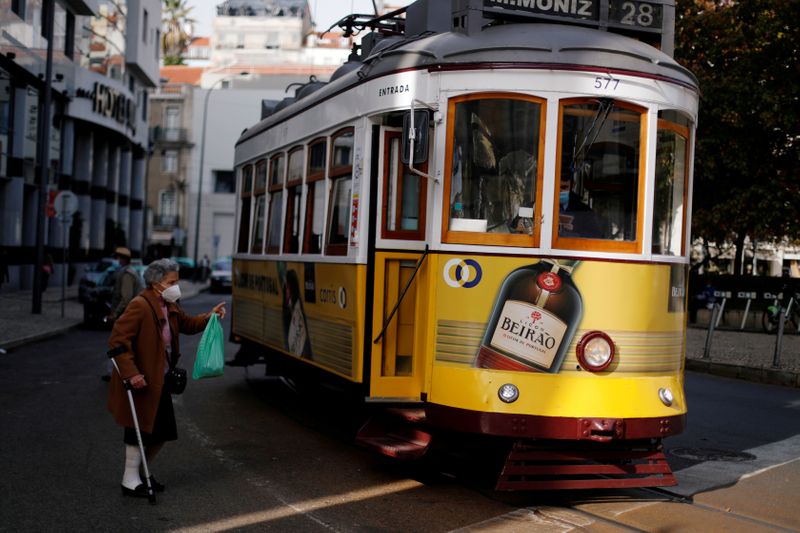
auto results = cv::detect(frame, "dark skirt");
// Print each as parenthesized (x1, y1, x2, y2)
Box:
(124, 387, 177, 446)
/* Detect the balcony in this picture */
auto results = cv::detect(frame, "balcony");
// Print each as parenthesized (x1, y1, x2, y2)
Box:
(155, 214, 180, 229)
(150, 126, 190, 144)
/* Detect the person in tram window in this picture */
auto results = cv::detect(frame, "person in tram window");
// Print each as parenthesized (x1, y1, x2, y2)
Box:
(557, 174, 606, 239)
(106, 258, 225, 498)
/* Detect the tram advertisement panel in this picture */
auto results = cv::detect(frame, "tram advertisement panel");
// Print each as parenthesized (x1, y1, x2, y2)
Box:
(233, 259, 364, 380)
(434, 256, 687, 375)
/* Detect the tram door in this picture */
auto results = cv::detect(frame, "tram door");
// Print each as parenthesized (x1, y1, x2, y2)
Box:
(369, 129, 430, 401)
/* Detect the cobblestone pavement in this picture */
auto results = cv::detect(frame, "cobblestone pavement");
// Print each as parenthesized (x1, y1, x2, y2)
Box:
(1, 288, 797, 386)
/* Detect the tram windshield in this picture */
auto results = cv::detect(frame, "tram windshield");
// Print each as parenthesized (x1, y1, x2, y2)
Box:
(557, 99, 643, 245)
(448, 96, 542, 237)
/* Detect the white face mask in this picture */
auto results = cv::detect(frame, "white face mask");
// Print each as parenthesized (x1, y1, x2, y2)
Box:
(160, 284, 181, 303)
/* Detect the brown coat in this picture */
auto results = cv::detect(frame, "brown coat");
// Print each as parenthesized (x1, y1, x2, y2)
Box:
(107, 287, 208, 433)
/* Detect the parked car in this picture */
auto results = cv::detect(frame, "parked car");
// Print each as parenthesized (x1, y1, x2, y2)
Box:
(78, 257, 118, 303)
(209, 256, 232, 293)
(170, 256, 196, 278)
(82, 263, 146, 328)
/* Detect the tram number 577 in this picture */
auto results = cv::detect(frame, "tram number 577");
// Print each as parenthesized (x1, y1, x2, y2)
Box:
(594, 76, 620, 91)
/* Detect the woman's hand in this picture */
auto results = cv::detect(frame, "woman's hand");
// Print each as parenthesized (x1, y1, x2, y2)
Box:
(210, 301, 226, 320)
(128, 374, 147, 389)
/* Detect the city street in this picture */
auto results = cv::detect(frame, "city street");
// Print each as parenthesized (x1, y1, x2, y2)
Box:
(1, 292, 799, 532)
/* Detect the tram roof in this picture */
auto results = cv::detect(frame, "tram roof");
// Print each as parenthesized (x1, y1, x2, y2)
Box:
(236, 22, 698, 146)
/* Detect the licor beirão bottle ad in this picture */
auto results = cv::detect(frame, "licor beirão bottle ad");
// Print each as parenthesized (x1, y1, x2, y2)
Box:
(476, 259, 582, 373)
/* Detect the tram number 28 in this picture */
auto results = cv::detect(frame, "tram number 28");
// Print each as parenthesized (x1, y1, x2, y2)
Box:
(610, 1, 662, 29)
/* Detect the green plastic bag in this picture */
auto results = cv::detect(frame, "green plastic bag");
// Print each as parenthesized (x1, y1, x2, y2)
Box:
(193, 314, 224, 379)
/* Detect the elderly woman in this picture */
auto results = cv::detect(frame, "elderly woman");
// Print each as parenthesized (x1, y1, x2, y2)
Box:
(107, 258, 225, 498)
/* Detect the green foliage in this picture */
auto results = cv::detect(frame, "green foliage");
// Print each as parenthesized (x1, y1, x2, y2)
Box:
(676, 0, 800, 266)
(162, 0, 195, 61)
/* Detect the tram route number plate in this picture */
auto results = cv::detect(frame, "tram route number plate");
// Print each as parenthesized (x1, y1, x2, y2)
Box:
(483, 0, 663, 32)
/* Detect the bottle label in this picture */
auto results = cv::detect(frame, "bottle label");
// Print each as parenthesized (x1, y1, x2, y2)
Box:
(490, 300, 567, 369)
(287, 302, 308, 355)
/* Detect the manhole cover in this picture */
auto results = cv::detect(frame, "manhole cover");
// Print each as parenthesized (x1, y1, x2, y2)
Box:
(669, 447, 756, 462)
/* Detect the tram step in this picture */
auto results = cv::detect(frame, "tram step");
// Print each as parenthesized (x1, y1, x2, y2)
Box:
(496, 441, 676, 490)
(356, 410, 431, 460)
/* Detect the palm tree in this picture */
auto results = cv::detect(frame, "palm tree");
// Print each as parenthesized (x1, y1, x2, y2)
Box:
(162, 0, 195, 65)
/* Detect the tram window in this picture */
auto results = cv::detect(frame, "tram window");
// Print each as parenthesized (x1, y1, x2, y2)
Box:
(250, 195, 266, 254)
(444, 94, 544, 247)
(269, 153, 285, 189)
(327, 177, 352, 252)
(264, 152, 286, 254)
(308, 138, 326, 177)
(326, 128, 354, 255)
(383, 132, 426, 239)
(254, 159, 267, 193)
(284, 185, 302, 254)
(304, 138, 327, 254)
(287, 146, 303, 183)
(266, 191, 283, 254)
(554, 99, 645, 253)
(653, 111, 691, 256)
(236, 164, 253, 253)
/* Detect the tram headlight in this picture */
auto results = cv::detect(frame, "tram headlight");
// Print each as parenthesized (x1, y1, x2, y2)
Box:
(658, 387, 674, 407)
(498, 383, 519, 403)
(576, 331, 615, 372)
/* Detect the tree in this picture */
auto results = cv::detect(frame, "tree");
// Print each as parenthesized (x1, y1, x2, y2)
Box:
(676, 1, 800, 274)
(162, 0, 195, 65)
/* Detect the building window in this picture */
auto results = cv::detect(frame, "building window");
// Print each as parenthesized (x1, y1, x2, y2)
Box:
(214, 170, 235, 193)
(141, 89, 147, 121)
(11, 0, 25, 18)
(143, 9, 149, 43)
(164, 105, 180, 140)
(161, 150, 178, 173)
(158, 190, 177, 226)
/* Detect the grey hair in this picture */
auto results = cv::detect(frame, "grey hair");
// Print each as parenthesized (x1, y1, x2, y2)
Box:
(144, 258, 179, 287)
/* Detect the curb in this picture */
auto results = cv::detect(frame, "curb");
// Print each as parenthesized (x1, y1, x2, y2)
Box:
(686, 359, 800, 388)
(2, 322, 83, 350)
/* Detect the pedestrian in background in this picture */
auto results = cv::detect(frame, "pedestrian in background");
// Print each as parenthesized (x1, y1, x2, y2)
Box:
(108, 247, 143, 321)
(107, 258, 225, 498)
(201, 255, 210, 282)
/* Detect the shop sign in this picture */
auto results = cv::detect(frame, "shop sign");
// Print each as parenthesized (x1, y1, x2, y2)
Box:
(75, 82, 137, 134)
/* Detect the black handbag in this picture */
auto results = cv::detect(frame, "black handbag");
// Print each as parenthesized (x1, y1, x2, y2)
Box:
(164, 365, 187, 395)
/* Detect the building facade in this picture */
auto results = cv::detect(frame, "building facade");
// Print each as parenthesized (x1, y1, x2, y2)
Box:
(0, 0, 160, 290)
(146, 83, 195, 260)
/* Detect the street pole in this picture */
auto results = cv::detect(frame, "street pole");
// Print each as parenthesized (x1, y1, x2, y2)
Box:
(192, 73, 247, 270)
(32, 0, 55, 314)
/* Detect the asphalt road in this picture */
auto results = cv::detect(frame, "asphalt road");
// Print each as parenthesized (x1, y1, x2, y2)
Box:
(1, 292, 799, 531)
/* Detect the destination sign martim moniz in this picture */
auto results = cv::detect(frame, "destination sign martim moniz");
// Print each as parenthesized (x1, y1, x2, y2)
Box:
(483, 0, 666, 34)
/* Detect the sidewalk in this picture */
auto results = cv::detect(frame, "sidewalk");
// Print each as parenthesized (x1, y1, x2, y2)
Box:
(0, 280, 208, 351)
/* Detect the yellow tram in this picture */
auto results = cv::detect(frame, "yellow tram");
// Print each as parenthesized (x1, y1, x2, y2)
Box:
(230, 0, 698, 489)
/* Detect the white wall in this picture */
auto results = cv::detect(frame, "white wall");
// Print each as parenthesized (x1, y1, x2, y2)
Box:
(125, 0, 161, 87)
(187, 87, 282, 261)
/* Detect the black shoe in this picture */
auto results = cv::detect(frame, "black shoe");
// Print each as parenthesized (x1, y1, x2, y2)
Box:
(121, 483, 151, 498)
(148, 476, 165, 493)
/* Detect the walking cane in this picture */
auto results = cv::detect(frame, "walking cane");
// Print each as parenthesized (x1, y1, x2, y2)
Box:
(109, 356, 156, 504)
